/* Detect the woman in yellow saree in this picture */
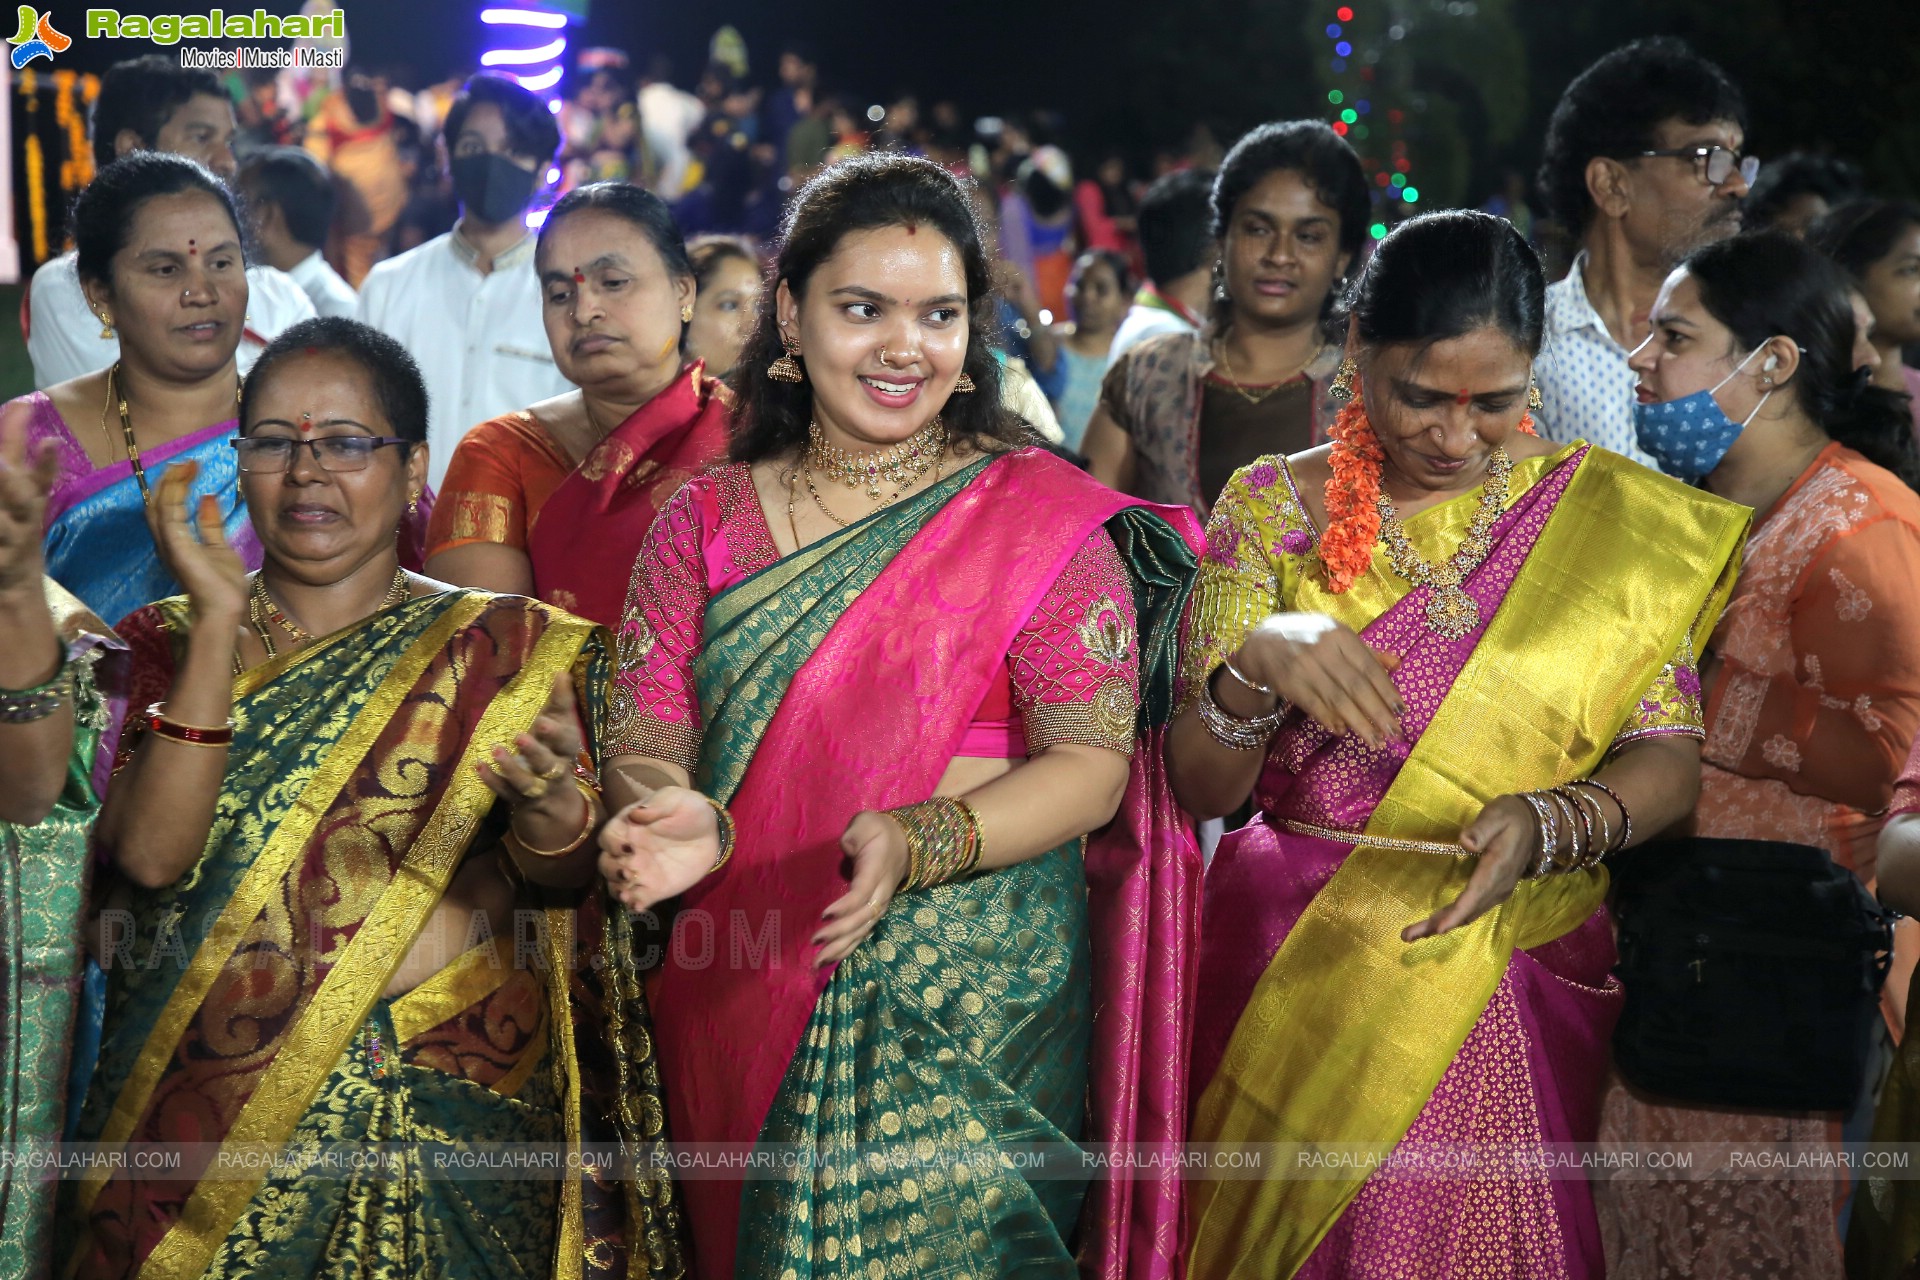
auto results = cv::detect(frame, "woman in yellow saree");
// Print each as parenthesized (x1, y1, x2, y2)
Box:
(60, 318, 679, 1280)
(1167, 212, 1749, 1278)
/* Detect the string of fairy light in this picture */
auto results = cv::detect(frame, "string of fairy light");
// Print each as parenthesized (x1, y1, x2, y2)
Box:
(1319, 3, 1419, 241)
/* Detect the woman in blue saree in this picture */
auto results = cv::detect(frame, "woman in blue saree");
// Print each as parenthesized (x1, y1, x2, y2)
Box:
(5, 153, 261, 623)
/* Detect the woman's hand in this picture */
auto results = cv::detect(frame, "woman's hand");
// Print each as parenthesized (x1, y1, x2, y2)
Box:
(480, 672, 592, 830)
(597, 780, 721, 912)
(149, 461, 248, 624)
(0, 411, 57, 594)
(1229, 612, 1403, 748)
(1402, 794, 1538, 942)
(813, 810, 910, 969)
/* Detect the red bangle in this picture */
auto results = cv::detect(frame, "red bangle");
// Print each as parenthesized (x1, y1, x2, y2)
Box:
(146, 702, 235, 747)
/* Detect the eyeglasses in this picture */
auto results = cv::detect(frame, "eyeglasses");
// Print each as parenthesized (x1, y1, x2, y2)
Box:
(231, 436, 413, 474)
(1635, 145, 1760, 190)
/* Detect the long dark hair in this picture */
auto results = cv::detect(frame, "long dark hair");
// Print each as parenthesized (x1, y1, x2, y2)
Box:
(728, 152, 1027, 463)
(1685, 231, 1920, 490)
(1344, 209, 1546, 357)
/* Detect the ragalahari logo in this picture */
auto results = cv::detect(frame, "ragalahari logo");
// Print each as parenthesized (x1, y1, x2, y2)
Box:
(9, 7, 70, 67)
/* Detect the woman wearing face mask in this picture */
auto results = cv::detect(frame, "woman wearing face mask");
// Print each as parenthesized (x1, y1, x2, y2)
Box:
(1597, 231, 1920, 1280)
(425, 183, 732, 626)
(0, 153, 261, 624)
(357, 73, 572, 489)
(594, 153, 1205, 1279)
(1170, 210, 1748, 1278)
(1084, 120, 1366, 517)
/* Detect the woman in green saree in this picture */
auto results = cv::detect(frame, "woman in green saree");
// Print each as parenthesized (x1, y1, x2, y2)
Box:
(61, 317, 680, 1280)
(594, 154, 1204, 1279)
(0, 417, 122, 1279)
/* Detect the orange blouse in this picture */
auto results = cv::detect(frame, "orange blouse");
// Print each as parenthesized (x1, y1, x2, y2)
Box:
(424, 410, 574, 559)
(1698, 443, 1920, 881)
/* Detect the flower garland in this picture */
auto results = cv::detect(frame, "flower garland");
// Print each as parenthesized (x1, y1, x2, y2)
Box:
(1319, 375, 1537, 594)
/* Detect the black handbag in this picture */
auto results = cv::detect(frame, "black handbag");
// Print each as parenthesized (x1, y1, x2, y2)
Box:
(1609, 836, 1897, 1112)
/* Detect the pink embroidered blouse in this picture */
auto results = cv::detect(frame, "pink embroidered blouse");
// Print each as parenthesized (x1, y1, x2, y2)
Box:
(608, 464, 1141, 771)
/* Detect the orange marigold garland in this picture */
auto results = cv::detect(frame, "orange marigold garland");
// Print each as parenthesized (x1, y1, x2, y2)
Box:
(1319, 378, 1538, 595)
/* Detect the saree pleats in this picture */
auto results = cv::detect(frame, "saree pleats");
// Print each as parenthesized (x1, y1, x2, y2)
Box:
(740, 844, 1092, 1277)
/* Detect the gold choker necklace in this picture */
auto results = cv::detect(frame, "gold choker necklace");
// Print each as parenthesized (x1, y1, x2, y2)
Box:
(1374, 447, 1512, 640)
(805, 416, 948, 501)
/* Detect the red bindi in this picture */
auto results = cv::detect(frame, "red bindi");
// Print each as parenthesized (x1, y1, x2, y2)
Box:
(573, 271, 586, 283)
(1455, 389, 1472, 406)
(187, 239, 197, 255)
(905, 223, 917, 234)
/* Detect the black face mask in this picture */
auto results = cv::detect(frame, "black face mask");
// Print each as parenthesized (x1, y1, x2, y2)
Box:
(450, 152, 540, 225)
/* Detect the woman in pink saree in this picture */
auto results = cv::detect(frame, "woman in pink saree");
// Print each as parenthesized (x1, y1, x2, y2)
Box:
(593, 153, 1204, 1279)
(1167, 212, 1750, 1278)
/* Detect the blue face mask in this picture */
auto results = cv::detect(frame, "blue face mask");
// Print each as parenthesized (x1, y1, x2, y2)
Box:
(1632, 344, 1773, 480)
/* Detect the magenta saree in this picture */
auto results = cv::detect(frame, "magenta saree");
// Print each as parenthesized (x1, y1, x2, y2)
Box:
(1183, 443, 1749, 1278)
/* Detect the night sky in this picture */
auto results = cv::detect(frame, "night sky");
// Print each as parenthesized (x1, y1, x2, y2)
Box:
(35, 0, 1920, 197)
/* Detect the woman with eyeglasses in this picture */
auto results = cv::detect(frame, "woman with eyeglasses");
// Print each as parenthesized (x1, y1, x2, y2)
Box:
(61, 317, 680, 1279)
(0, 153, 260, 624)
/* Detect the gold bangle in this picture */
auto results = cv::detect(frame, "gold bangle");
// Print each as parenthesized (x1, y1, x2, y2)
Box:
(705, 795, 736, 871)
(892, 797, 983, 893)
(511, 775, 599, 857)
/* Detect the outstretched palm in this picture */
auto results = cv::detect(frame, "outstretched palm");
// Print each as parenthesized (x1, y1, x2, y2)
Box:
(598, 783, 722, 912)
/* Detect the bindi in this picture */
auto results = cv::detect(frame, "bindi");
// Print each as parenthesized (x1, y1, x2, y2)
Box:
(187, 239, 197, 255)
(905, 222, 917, 235)
(573, 269, 586, 283)
(1455, 389, 1472, 406)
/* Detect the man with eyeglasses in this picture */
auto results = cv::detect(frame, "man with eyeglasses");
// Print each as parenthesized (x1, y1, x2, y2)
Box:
(1533, 37, 1752, 470)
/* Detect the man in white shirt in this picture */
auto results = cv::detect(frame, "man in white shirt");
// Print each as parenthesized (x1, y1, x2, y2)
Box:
(1107, 168, 1215, 368)
(236, 147, 357, 318)
(357, 73, 570, 488)
(637, 57, 706, 200)
(1533, 38, 1752, 468)
(26, 55, 316, 386)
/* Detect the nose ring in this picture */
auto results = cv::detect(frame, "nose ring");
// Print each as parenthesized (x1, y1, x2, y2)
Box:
(878, 346, 895, 368)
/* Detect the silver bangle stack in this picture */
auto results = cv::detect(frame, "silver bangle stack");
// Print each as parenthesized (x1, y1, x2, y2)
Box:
(1519, 780, 1630, 879)
(1195, 663, 1289, 752)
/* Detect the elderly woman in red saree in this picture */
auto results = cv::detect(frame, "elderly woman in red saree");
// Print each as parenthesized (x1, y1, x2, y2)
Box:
(1167, 211, 1749, 1278)
(61, 318, 679, 1280)
(593, 152, 1203, 1279)
(425, 181, 732, 626)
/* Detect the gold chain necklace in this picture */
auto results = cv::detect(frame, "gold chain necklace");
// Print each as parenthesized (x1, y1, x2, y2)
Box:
(104, 362, 243, 504)
(1212, 339, 1314, 408)
(248, 570, 410, 657)
(1374, 447, 1512, 640)
(806, 416, 947, 500)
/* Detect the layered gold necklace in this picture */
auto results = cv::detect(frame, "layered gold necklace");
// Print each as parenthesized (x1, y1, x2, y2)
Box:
(247, 570, 411, 658)
(1373, 446, 1512, 640)
(799, 416, 948, 527)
